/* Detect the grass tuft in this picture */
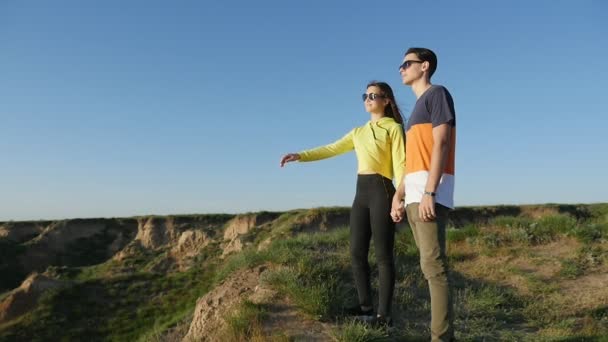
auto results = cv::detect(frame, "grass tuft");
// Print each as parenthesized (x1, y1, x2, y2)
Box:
(447, 224, 479, 243)
(333, 320, 389, 342)
(223, 300, 268, 342)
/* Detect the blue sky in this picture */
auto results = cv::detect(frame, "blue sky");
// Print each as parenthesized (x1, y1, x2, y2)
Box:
(1, 1, 606, 221)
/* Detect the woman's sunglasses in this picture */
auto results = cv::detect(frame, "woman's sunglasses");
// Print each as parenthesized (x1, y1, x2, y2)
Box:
(362, 93, 386, 102)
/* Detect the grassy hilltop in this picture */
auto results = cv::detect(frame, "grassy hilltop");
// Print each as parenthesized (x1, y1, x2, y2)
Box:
(0, 204, 607, 341)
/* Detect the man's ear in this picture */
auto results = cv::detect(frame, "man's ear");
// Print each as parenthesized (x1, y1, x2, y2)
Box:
(421, 61, 430, 72)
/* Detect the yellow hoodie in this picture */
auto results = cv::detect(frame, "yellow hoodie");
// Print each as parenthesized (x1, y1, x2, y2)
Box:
(299, 117, 406, 186)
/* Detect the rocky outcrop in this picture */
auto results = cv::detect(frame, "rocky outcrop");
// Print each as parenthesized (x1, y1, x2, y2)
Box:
(292, 209, 350, 233)
(172, 230, 210, 258)
(167, 230, 212, 271)
(223, 215, 255, 241)
(112, 216, 231, 271)
(182, 264, 334, 342)
(18, 220, 108, 273)
(135, 216, 180, 249)
(257, 237, 272, 251)
(114, 216, 184, 263)
(183, 265, 273, 342)
(220, 215, 257, 257)
(221, 213, 279, 257)
(223, 213, 277, 241)
(222, 238, 244, 257)
(107, 231, 131, 257)
(113, 240, 145, 262)
(0, 222, 50, 243)
(13, 218, 139, 275)
(34, 220, 107, 250)
(0, 273, 67, 324)
(255, 209, 350, 252)
(134, 216, 228, 251)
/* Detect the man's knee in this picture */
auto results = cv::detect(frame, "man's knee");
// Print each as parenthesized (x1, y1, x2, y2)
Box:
(420, 258, 448, 280)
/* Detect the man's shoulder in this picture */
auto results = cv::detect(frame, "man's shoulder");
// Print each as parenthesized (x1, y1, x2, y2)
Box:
(423, 85, 454, 108)
(427, 85, 452, 97)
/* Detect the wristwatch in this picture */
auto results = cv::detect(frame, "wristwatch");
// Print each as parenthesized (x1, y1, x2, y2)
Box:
(423, 191, 436, 197)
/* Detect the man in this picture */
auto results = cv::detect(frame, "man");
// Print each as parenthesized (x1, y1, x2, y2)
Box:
(392, 47, 456, 341)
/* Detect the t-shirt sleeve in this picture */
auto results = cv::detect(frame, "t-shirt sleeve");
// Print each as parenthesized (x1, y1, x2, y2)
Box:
(389, 124, 406, 187)
(428, 86, 456, 127)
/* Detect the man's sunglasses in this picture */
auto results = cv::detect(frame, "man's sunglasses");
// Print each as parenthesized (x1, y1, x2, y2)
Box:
(399, 60, 424, 70)
(362, 93, 386, 101)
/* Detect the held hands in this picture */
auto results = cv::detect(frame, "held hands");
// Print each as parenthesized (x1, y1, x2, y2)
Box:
(390, 194, 405, 223)
(280, 153, 300, 167)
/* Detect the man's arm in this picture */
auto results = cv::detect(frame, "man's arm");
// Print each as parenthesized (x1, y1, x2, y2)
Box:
(418, 123, 451, 221)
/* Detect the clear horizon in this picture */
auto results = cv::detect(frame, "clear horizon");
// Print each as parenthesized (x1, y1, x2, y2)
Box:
(2, 201, 606, 223)
(2, 1, 607, 221)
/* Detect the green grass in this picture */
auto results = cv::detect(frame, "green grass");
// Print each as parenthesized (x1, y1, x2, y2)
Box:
(446, 224, 479, 243)
(454, 283, 526, 341)
(333, 320, 390, 342)
(213, 228, 354, 321)
(463, 285, 521, 320)
(529, 214, 578, 244)
(569, 223, 608, 243)
(223, 300, 268, 341)
(492, 215, 534, 229)
(0, 252, 218, 342)
(576, 245, 606, 268)
(260, 229, 353, 320)
(394, 228, 418, 258)
(251, 207, 350, 243)
(483, 214, 581, 247)
(0, 219, 353, 340)
(262, 267, 344, 319)
(479, 230, 511, 249)
(213, 249, 270, 285)
(559, 258, 584, 279)
(587, 203, 608, 222)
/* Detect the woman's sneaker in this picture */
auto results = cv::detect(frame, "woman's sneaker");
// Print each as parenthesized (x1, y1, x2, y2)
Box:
(343, 305, 374, 316)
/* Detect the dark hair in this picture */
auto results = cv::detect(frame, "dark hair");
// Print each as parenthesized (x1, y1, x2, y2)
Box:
(366, 81, 404, 127)
(405, 47, 438, 79)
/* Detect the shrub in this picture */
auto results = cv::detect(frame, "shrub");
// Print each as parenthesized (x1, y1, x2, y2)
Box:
(491, 216, 533, 229)
(447, 224, 479, 243)
(569, 223, 608, 243)
(559, 259, 584, 279)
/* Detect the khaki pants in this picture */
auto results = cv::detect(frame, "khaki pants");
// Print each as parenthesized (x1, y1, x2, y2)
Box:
(406, 203, 454, 342)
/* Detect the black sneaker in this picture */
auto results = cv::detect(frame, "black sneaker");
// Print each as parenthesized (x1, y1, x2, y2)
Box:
(343, 305, 374, 316)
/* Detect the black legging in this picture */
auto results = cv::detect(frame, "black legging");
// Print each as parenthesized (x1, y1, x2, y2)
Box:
(350, 174, 396, 317)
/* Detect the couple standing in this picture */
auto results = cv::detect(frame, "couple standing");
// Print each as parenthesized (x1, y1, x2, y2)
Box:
(280, 47, 456, 342)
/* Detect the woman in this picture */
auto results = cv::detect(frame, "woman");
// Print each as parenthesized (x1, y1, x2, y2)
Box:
(280, 81, 406, 326)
